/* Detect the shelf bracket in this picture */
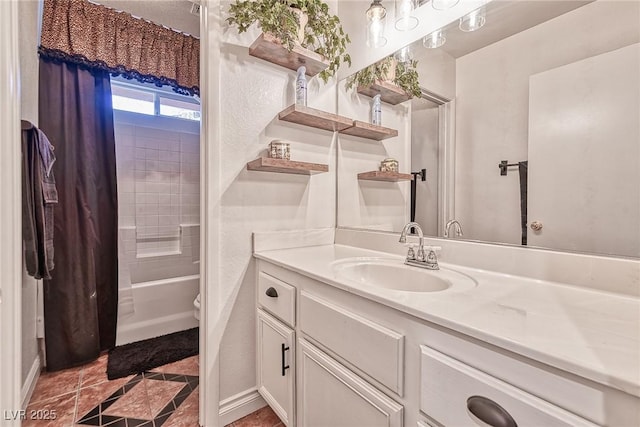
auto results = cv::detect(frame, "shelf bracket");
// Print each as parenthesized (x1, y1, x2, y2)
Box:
(412, 169, 426, 182)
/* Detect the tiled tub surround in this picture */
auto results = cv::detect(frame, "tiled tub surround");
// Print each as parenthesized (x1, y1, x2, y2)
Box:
(115, 111, 200, 228)
(113, 111, 200, 345)
(252, 229, 640, 425)
(119, 225, 200, 284)
(114, 110, 200, 258)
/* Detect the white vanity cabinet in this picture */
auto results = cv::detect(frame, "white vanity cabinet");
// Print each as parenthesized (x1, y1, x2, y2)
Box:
(255, 258, 640, 427)
(299, 291, 405, 396)
(257, 310, 295, 426)
(298, 339, 403, 427)
(256, 260, 407, 427)
(420, 346, 598, 427)
(257, 271, 297, 426)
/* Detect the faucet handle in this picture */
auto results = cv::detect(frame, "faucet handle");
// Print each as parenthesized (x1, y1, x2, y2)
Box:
(405, 244, 416, 261)
(425, 246, 439, 268)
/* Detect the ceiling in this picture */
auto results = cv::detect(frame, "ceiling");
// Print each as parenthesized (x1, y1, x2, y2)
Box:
(414, 0, 593, 58)
(93, 0, 200, 37)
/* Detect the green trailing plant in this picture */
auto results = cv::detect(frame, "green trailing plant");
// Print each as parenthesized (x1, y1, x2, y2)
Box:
(346, 57, 422, 100)
(227, 0, 351, 82)
(345, 57, 394, 90)
(394, 59, 421, 98)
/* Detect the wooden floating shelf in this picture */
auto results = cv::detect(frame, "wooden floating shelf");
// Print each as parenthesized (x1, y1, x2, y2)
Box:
(340, 120, 398, 141)
(249, 33, 329, 77)
(357, 80, 411, 105)
(247, 157, 328, 175)
(358, 171, 413, 182)
(279, 104, 353, 132)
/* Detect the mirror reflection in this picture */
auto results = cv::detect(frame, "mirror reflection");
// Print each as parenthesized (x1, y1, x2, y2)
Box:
(338, 0, 640, 258)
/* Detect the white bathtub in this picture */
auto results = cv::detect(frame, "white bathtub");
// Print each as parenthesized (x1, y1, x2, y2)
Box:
(115, 274, 200, 346)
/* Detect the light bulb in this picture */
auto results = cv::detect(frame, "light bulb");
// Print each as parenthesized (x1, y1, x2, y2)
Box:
(431, 0, 459, 10)
(367, 0, 387, 21)
(395, 0, 418, 31)
(459, 7, 486, 32)
(423, 28, 446, 48)
(366, 0, 388, 47)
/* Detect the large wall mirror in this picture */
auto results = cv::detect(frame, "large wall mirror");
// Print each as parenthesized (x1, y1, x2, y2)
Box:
(337, 0, 639, 258)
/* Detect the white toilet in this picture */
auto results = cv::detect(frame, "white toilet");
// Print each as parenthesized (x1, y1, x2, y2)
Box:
(193, 293, 201, 320)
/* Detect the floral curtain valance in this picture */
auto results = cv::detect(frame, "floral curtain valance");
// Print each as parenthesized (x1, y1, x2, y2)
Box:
(39, 0, 200, 96)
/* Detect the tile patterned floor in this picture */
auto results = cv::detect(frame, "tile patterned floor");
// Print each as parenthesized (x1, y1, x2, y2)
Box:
(26, 351, 284, 427)
(224, 406, 282, 427)
(25, 354, 200, 427)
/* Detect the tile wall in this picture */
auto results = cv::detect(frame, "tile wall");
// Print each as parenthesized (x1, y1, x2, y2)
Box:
(114, 111, 200, 283)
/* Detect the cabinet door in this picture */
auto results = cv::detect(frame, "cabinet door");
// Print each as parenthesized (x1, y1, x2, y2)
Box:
(257, 309, 295, 426)
(298, 339, 403, 427)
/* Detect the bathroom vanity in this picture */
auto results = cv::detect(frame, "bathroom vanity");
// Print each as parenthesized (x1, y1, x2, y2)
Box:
(253, 240, 640, 427)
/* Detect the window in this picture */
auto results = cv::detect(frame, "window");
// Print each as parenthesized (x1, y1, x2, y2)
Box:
(111, 78, 200, 121)
(159, 96, 201, 121)
(112, 85, 155, 115)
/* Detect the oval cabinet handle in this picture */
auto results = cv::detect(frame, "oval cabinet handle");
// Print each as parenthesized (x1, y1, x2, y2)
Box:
(467, 396, 517, 427)
(265, 287, 278, 298)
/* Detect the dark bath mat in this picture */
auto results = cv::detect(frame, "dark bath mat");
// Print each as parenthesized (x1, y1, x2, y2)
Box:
(107, 327, 198, 380)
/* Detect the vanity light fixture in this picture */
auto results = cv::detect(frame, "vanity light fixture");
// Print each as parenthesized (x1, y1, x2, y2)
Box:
(366, 0, 388, 48)
(395, 0, 419, 31)
(459, 6, 486, 32)
(394, 45, 413, 63)
(423, 28, 446, 48)
(431, 0, 459, 10)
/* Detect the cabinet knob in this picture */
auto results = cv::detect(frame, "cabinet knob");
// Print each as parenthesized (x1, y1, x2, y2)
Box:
(467, 396, 517, 427)
(265, 287, 278, 298)
(530, 221, 543, 232)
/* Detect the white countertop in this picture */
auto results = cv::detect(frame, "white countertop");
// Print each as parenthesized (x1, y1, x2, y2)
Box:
(254, 244, 640, 398)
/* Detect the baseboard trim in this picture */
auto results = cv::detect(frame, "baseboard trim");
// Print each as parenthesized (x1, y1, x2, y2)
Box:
(21, 355, 41, 409)
(219, 387, 266, 426)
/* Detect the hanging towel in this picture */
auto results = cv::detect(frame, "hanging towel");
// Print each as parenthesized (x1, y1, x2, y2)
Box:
(22, 126, 58, 279)
(518, 161, 528, 246)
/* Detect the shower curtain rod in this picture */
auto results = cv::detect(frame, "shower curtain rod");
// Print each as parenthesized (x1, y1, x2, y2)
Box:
(85, 0, 200, 39)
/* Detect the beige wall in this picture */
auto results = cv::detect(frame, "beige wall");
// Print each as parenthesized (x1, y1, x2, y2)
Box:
(414, 46, 456, 100)
(217, 9, 338, 401)
(411, 102, 439, 236)
(337, 79, 412, 232)
(527, 43, 639, 257)
(335, 21, 456, 233)
(454, 0, 640, 245)
(19, 0, 41, 390)
(411, 45, 456, 236)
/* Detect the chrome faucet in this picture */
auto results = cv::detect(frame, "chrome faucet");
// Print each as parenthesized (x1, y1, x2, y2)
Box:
(399, 222, 439, 270)
(444, 220, 464, 238)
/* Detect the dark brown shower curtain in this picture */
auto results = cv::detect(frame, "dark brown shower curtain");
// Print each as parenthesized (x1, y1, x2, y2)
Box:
(38, 58, 119, 371)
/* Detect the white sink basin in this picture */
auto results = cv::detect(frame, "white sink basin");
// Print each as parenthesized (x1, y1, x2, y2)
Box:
(331, 257, 477, 293)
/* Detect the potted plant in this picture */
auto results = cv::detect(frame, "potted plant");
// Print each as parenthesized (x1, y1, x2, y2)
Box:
(227, 0, 351, 82)
(346, 56, 422, 100)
